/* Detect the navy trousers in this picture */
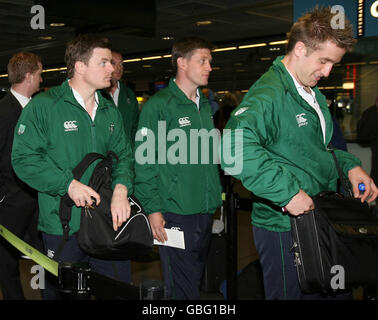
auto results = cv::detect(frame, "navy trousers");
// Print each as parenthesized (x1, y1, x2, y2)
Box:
(159, 212, 213, 300)
(41, 232, 131, 299)
(253, 226, 352, 300)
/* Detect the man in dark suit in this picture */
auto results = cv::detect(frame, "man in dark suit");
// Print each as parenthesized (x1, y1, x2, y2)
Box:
(0, 52, 43, 299)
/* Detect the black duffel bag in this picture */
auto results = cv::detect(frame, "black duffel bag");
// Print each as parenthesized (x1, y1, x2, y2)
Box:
(291, 191, 378, 293)
(58, 152, 153, 261)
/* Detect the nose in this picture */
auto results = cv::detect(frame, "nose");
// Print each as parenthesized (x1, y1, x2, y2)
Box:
(206, 61, 212, 72)
(108, 62, 115, 73)
(322, 63, 333, 78)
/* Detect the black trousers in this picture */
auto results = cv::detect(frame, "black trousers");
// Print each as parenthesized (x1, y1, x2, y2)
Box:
(0, 189, 42, 300)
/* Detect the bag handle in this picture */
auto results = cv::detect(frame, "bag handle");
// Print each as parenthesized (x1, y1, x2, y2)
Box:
(328, 143, 353, 198)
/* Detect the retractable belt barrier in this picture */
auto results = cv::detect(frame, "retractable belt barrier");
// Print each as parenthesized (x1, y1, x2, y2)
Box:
(0, 223, 58, 276)
(0, 223, 163, 300)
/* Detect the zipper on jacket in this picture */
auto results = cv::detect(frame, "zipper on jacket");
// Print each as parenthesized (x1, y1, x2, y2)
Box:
(87, 114, 96, 152)
(196, 103, 209, 213)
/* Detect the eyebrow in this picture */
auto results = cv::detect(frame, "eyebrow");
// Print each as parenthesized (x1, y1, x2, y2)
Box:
(321, 57, 338, 64)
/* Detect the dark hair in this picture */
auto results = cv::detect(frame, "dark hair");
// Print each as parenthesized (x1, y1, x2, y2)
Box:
(171, 37, 214, 71)
(7, 52, 41, 85)
(286, 6, 356, 54)
(65, 33, 111, 78)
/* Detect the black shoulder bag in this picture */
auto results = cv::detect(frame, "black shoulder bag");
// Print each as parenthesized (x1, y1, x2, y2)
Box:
(57, 152, 153, 261)
(290, 145, 378, 294)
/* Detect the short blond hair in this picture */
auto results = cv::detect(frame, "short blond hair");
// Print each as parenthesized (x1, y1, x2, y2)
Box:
(286, 6, 356, 54)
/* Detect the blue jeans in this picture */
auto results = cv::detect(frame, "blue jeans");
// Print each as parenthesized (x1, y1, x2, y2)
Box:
(41, 232, 131, 299)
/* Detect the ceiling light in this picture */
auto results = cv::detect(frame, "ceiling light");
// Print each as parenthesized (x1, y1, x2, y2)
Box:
(212, 67, 220, 70)
(269, 40, 288, 45)
(260, 57, 272, 61)
(162, 36, 174, 40)
(39, 36, 53, 40)
(238, 43, 266, 49)
(124, 58, 142, 63)
(196, 20, 212, 26)
(342, 82, 354, 90)
(49, 23, 65, 27)
(0, 74, 8, 78)
(42, 67, 67, 73)
(141, 56, 162, 61)
(163, 54, 172, 58)
(142, 64, 152, 68)
(212, 47, 237, 52)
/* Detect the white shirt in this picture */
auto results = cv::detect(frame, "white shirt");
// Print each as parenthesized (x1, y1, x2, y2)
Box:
(110, 81, 120, 107)
(10, 88, 30, 108)
(286, 69, 326, 143)
(71, 87, 99, 121)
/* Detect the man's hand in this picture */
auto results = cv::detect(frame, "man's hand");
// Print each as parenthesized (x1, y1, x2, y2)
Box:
(148, 212, 168, 243)
(68, 179, 100, 208)
(348, 166, 378, 203)
(285, 189, 315, 216)
(110, 184, 131, 231)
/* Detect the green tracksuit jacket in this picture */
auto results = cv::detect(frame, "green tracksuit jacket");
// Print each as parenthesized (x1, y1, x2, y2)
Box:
(116, 81, 139, 150)
(11, 80, 134, 236)
(134, 78, 222, 215)
(221, 56, 361, 232)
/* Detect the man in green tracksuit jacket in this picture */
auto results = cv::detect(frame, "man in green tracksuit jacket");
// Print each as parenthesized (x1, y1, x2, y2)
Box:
(11, 34, 134, 299)
(221, 8, 378, 300)
(134, 37, 222, 300)
(105, 50, 139, 150)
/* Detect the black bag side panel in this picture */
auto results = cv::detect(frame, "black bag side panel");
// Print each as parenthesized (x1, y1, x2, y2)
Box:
(291, 212, 332, 294)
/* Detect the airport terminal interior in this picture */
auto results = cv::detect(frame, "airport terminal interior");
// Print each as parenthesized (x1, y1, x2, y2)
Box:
(0, 0, 378, 300)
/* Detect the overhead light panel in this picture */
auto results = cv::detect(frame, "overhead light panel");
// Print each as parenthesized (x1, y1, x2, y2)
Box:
(342, 82, 354, 90)
(196, 20, 212, 26)
(49, 23, 65, 27)
(141, 56, 162, 61)
(43, 67, 67, 73)
(39, 36, 53, 40)
(213, 46, 237, 52)
(124, 58, 142, 63)
(238, 43, 266, 49)
(269, 40, 288, 45)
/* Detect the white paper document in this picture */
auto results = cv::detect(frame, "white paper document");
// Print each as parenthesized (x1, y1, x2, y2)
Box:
(153, 228, 185, 250)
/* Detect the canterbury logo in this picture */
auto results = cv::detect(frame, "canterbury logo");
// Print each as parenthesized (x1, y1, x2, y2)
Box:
(178, 117, 191, 127)
(64, 120, 78, 132)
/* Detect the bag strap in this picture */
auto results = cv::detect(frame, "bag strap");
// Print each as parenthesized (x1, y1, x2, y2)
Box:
(328, 143, 353, 198)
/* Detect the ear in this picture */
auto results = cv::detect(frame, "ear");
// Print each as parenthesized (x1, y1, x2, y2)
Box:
(176, 56, 187, 71)
(293, 41, 308, 58)
(24, 72, 32, 84)
(74, 60, 86, 75)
